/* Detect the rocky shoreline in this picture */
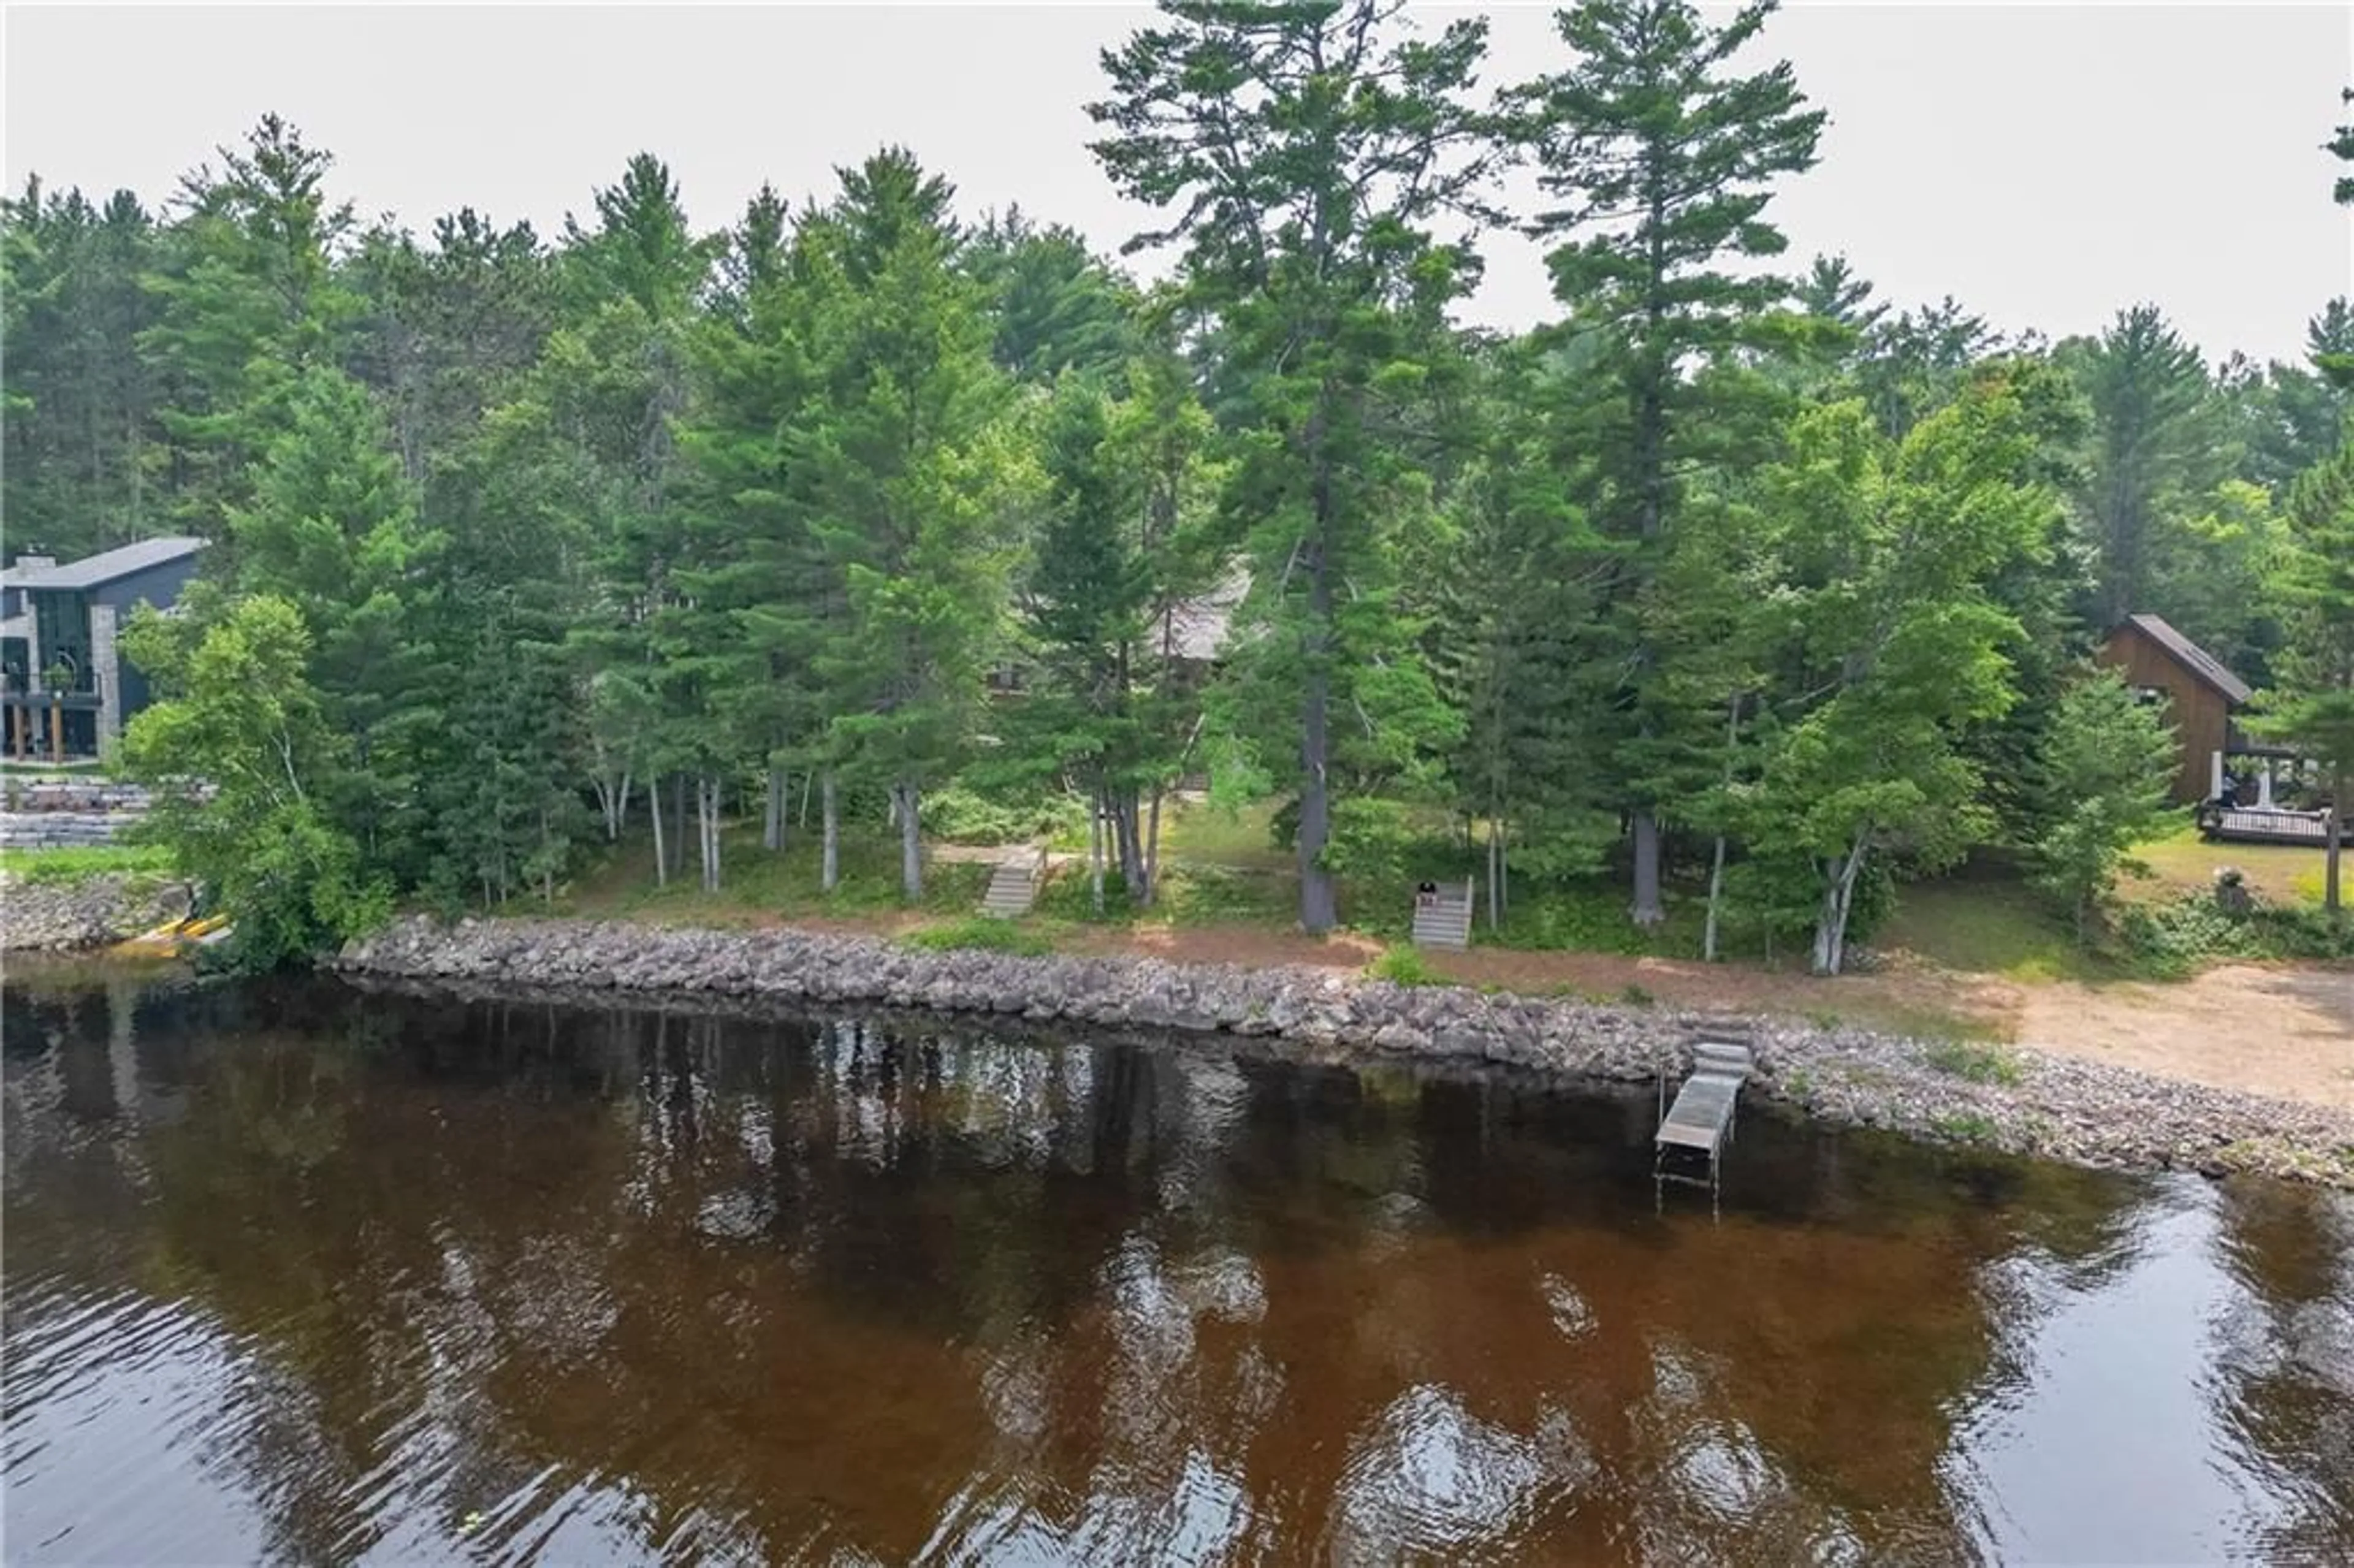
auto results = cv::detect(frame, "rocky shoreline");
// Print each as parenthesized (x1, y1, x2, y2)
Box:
(337, 915, 2354, 1189)
(1, 871, 191, 953)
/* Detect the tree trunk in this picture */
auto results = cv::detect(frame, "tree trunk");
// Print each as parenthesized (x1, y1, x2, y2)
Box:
(1702, 692, 1740, 962)
(1298, 520, 1338, 934)
(698, 775, 722, 893)
(1810, 831, 1871, 977)
(764, 766, 785, 853)
(649, 775, 668, 890)
(1630, 810, 1665, 927)
(1142, 785, 1164, 908)
(2327, 768, 2345, 923)
(1487, 817, 1503, 933)
(896, 779, 923, 901)
(820, 771, 840, 892)
(1089, 783, 1106, 917)
(1116, 788, 1145, 897)
(799, 769, 815, 830)
(1702, 833, 1728, 963)
(670, 774, 687, 881)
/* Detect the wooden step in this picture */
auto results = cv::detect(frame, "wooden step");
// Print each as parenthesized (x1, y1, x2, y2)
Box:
(978, 858, 1040, 919)
(1411, 907, 1472, 951)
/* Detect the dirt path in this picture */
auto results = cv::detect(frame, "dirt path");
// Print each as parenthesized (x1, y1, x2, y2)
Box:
(2012, 964, 2354, 1113)
(1067, 926, 2354, 1114)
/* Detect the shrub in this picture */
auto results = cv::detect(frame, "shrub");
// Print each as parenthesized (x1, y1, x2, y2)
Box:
(1922, 1040, 2024, 1086)
(901, 916, 1053, 957)
(2114, 894, 2266, 980)
(1367, 944, 1446, 987)
(1929, 1110, 2000, 1143)
(919, 785, 1085, 848)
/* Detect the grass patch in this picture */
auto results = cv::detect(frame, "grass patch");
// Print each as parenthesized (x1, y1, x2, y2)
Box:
(1929, 1110, 2000, 1144)
(1162, 862, 1296, 928)
(1160, 797, 1292, 870)
(1366, 944, 1447, 988)
(1618, 983, 1655, 1007)
(901, 916, 1053, 957)
(1922, 1040, 2024, 1086)
(0, 843, 175, 885)
(1875, 880, 2099, 982)
(2131, 824, 2326, 908)
(557, 823, 990, 924)
(1487, 881, 1705, 959)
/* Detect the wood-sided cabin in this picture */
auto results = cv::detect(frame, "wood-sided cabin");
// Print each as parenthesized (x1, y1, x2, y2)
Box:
(2093, 614, 2252, 806)
(2094, 613, 2334, 846)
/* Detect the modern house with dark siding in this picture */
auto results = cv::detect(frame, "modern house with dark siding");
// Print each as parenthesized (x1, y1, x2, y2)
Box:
(1, 537, 205, 759)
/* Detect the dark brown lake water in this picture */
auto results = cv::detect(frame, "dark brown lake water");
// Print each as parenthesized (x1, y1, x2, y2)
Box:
(4, 968, 2351, 1566)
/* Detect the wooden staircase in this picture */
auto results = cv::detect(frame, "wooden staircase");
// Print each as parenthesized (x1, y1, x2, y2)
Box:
(978, 851, 1045, 919)
(1410, 877, 1474, 951)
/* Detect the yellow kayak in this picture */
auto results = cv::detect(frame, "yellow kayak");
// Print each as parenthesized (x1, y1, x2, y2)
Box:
(111, 913, 232, 957)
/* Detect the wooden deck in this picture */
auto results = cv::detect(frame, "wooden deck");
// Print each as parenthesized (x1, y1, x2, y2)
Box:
(2198, 807, 2334, 847)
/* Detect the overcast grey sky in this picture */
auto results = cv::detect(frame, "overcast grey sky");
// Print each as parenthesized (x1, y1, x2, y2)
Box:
(6, 3, 2350, 365)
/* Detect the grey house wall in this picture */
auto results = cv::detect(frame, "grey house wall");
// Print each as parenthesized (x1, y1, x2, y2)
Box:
(90, 557, 200, 747)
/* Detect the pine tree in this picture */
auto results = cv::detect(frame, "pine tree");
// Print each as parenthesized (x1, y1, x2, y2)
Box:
(1091, 0, 1499, 932)
(1431, 344, 1615, 931)
(0, 181, 162, 557)
(140, 114, 361, 536)
(793, 149, 1024, 899)
(2247, 441, 2354, 922)
(2059, 303, 2226, 628)
(1514, 0, 1824, 927)
(2030, 668, 2179, 942)
(221, 364, 443, 873)
(962, 207, 1138, 386)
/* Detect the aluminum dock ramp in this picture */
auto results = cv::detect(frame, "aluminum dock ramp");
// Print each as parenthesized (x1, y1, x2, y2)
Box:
(1655, 1039, 1756, 1199)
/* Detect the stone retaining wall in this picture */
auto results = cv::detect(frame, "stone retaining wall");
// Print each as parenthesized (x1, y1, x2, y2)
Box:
(0, 812, 137, 849)
(0, 872, 191, 951)
(337, 915, 2354, 1187)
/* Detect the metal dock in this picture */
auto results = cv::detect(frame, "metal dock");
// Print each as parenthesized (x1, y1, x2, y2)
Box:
(1655, 1038, 1756, 1200)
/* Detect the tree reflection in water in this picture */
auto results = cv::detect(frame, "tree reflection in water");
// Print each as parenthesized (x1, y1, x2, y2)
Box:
(2, 972, 2348, 1566)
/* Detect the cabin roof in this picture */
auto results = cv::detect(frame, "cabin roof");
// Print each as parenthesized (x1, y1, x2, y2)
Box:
(0, 537, 206, 593)
(2116, 613, 2252, 706)
(1168, 570, 1250, 663)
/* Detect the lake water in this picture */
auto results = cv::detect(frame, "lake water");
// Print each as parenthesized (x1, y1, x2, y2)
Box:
(4, 968, 2350, 1566)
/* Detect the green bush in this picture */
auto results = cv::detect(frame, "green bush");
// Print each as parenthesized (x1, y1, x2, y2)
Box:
(1030, 864, 1137, 924)
(2113, 894, 2268, 980)
(1366, 944, 1446, 987)
(1929, 1111, 2000, 1143)
(919, 785, 1086, 848)
(901, 916, 1053, 957)
(1922, 1040, 2024, 1086)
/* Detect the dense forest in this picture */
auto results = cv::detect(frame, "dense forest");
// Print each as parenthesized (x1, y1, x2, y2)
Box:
(6, 0, 2351, 972)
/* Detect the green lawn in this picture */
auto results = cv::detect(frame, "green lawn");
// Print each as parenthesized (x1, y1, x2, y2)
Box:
(554, 823, 991, 927)
(2130, 821, 2326, 907)
(0, 843, 176, 885)
(1872, 879, 2102, 982)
